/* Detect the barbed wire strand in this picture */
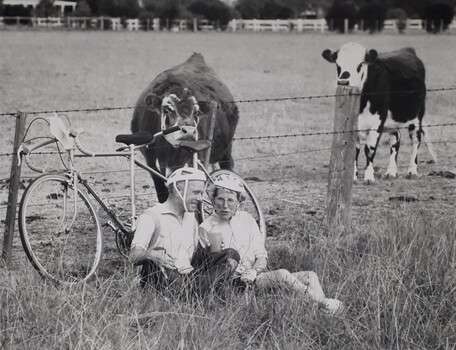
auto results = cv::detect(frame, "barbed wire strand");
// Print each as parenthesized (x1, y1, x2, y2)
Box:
(2, 86, 456, 117)
(2, 121, 455, 159)
(2, 160, 455, 205)
(3, 137, 456, 182)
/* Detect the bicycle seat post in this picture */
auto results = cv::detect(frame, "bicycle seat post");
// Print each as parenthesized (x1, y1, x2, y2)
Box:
(68, 147, 74, 172)
(192, 151, 198, 169)
(129, 144, 136, 232)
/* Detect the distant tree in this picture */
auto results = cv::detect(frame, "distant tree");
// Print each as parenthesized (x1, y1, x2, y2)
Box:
(358, 2, 386, 33)
(234, 0, 293, 19)
(85, 0, 99, 15)
(35, 0, 57, 17)
(4, 4, 33, 17)
(0, 0, 4, 16)
(160, 0, 181, 21)
(235, 0, 262, 18)
(99, 0, 140, 18)
(384, 0, 456, 17)
(325, 0, 358, 32)
(72, 0, 92, 16)
(387, 7, 407, 32)
(261, 0, 293, 19)
(421, 3, 454, 32)
(188, 0, 232, 26)
(138, 9, 156, 21)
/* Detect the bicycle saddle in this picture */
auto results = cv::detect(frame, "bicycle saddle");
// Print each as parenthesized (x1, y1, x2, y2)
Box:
(116, 131, 153, 146)
(177, 140, 211, 153)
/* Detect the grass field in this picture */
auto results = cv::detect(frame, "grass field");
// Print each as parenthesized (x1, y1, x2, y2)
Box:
(1, 31, 456, 349)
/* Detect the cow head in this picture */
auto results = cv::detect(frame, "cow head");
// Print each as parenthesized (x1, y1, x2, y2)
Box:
(322, 42, 378, 89)
(144, 87, 201, 146)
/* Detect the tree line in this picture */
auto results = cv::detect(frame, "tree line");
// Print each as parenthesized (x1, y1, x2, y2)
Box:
(1, 0, 455, 33)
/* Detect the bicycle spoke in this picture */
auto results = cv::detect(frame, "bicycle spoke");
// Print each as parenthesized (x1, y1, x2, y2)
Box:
(19, 175, 102, 284)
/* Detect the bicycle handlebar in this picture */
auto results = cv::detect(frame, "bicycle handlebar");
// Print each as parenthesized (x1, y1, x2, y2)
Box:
(24, 153, 48, 174)
(20, 139, 57, 174)
(161, 125, 181, 136)
(72, 131, 95, 156)
(21, 124, 183, 173)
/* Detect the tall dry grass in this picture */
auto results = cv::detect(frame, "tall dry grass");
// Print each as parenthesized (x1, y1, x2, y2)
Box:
(1, 207, 454, 349)
(1, 31, 455, 349)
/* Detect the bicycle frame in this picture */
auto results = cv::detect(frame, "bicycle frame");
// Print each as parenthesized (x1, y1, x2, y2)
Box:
(74, 145, 213, 233)
(22, 135, 214, 239)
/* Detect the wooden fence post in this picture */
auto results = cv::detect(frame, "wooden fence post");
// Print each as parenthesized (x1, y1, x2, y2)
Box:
(326, 86, 360, 234)
(203, 102, 217, 168)
(2, 111, 27, 266)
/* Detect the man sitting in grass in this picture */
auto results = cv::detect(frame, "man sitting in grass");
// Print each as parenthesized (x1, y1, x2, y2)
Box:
(129, 167, 239, 298)
(199, 173, 343, 315)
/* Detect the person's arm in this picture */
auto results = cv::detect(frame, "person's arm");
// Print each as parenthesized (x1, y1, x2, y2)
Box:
(249, 214, 268, 274)
(198, 225, 211, 250)
(252, 257, 268, 274)
(128, 212, 175, 270)
(129, 246, 176, 269)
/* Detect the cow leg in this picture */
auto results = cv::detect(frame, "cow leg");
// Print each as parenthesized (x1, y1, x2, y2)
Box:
(407, 123, 420, 178)
(218, 146, 234, 170)
(152, 173, 169, 203)
(143, 151, 169, 203)
(354, 144, 360, 181)
(363, 130, 380, 184)
(385, 130, 401, 178)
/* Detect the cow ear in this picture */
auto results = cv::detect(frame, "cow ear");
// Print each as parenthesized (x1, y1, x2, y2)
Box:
(365, 49, 378, 63)
(322, 49, 337, 63)
(144, 93, 162, 111)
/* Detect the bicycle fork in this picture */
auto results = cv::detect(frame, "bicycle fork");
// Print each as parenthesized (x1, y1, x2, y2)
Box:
(60, 149, 79, 234)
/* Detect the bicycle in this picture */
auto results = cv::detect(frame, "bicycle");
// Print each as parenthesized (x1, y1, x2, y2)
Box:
(18, 115, 266, 284)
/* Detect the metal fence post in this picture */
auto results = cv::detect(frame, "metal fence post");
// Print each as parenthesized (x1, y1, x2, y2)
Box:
(326, 86, 359, 235)
(2, 111, 27, 267)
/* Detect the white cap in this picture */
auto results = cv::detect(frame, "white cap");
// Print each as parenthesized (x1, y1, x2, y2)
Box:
(166, 167, 206, 212)
(166, 167, 206, 188)
(212, 173, 245, 194)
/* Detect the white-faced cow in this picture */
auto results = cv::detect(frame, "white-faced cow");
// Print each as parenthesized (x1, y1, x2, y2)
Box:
(131, 53, 239, 202)
(322, 42, 436, 183)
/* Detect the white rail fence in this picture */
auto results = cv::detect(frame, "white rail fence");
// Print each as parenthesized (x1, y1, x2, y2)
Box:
(1, 16, 456, 33)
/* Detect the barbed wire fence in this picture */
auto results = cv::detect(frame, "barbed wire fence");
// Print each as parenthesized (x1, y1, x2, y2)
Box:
(1, 86, 456, 265)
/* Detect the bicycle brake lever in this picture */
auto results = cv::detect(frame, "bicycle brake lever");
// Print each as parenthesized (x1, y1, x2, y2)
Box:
(69, 128, 84, 137)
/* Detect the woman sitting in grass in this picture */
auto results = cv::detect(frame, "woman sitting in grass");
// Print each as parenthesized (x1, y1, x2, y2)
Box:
(198, 173, 343, 315)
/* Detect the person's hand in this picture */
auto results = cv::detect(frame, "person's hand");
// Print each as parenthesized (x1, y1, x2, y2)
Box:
(147, 248, 176, 270)
(240, 269, 257, 284)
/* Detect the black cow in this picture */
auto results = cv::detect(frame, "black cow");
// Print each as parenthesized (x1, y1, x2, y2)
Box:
(322, 42, 436, 183)
(131, 53, 239, 202)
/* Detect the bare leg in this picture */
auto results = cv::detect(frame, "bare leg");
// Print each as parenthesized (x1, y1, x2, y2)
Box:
(256, 270, 342, 314)
(292, 271, 326, 303)
(255, 269, 307, 294)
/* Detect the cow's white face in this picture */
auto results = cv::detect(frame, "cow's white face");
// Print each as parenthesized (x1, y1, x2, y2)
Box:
(144, 89, 200, 146)
(161, 93, 200, 144)
(322, 42, 377, 89)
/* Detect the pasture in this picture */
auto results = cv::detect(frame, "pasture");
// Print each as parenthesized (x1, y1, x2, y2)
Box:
(0, 31, 455, 349)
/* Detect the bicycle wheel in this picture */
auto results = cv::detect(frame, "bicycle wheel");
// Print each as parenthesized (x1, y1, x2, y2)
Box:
(198, 169, 266, 242)
(19, 174, 103, 284)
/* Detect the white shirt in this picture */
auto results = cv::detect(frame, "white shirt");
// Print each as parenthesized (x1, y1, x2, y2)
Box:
(199, 211, 267, 273)
(131, 204, 198, 273)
